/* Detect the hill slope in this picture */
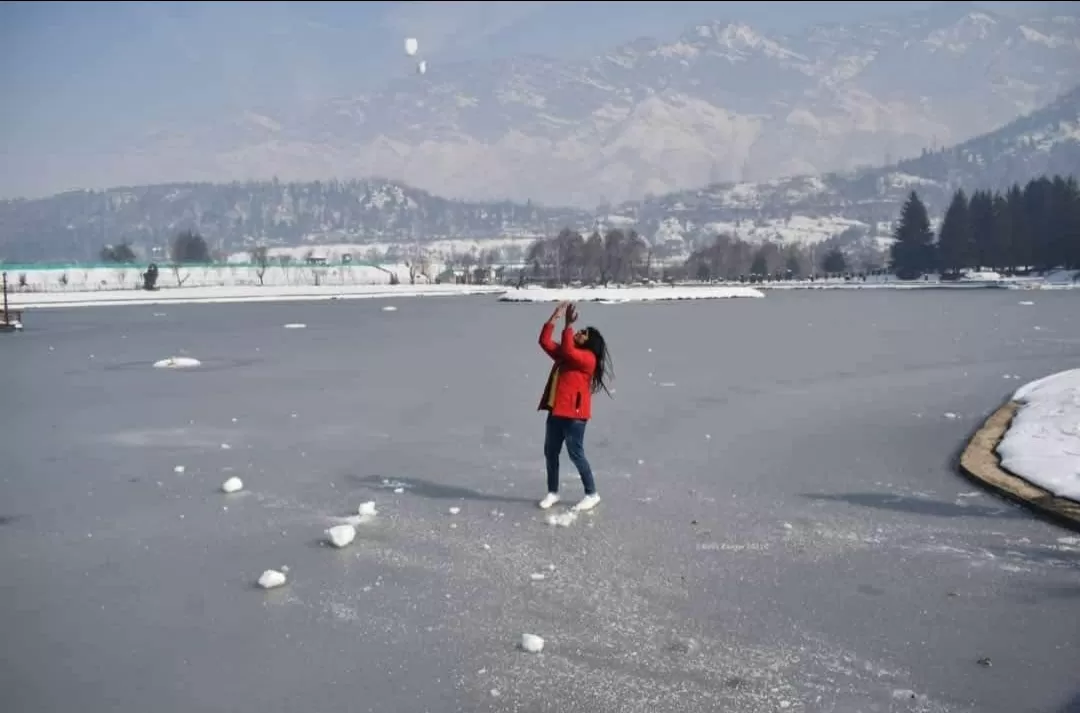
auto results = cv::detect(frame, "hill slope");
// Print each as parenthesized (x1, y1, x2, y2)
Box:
(1, 81, 1076, 265)
(601, 81, 1080, 252)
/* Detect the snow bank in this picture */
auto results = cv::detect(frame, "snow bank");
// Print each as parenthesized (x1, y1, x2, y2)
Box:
(499, 285, 764, 303)
(997, 368, 1080, 502)
(10, 283, 504, 309)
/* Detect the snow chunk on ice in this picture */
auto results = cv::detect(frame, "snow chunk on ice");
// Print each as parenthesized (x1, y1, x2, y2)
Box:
(326, 524, 356, 548)
(520, 633, 544, 653)
(382, 305, 398, 312)
(153, 356, 201, 369)
(283, 323, 306, 329)
(448, 506, 461, 515)
(529, 572, 546, 581)
(498, 285, 764, 303)
(258, 569, 287, 589)
(174, 465, 185, 474)
(357, 501, 378, 517)
(221, 477, 243, 493)
(546, 511, 577, 527)
(997, 368, 1080, 501)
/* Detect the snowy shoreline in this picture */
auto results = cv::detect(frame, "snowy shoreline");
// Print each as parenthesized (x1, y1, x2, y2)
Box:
(498, 285, 766, 303)
(997, 368, 1080, 503)
(7, 284, 505, 309)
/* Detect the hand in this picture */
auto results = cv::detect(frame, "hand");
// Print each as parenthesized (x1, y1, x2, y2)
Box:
(566, 303, 578, 325)
(549, 301, 568, 322)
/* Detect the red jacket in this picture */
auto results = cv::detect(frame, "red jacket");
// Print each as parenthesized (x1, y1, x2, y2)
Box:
(537, 321, 597, 421)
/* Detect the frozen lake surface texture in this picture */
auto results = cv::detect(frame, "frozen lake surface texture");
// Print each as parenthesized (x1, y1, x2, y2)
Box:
(1, 290, 1078, 713)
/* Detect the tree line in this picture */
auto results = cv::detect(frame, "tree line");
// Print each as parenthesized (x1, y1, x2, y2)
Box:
(522, 227, 857, 285)
(890, 174, 1080, 279)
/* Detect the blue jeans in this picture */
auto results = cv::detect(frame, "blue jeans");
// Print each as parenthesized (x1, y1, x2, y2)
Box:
(544, 414, 596, 495)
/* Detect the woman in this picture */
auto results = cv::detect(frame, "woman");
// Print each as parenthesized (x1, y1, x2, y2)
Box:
(536, 301, 613, 512)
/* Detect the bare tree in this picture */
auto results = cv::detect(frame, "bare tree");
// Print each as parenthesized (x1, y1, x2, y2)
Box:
(251, 246, 270, 286)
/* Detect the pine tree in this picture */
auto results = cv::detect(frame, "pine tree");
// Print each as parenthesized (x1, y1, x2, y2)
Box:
(936, 189, 972, 277)
(991, 193, 1013, 272)
(889, 191, 936, 279)
(1006, 184, 1030, 272)
(968, 190, 995, 270)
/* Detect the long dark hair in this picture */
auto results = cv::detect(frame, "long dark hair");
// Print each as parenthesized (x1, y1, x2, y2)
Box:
(583, 326, 613, 396)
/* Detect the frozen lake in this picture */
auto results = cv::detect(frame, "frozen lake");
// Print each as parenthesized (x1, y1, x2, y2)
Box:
(1, 290, 1078, 713)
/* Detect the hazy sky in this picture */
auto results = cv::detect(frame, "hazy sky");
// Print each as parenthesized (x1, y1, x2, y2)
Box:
(0, 1, 1037, 199)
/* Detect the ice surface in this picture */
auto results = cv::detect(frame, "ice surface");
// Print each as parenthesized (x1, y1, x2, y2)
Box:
(152, 356, 201, 369)
(221, 477, 243, 494)
(520, 634, 544, 653)
(8, 292, 1080, 713)
(997, 368, 1080, 501)
(326, 524, 356, 548)
(498, 285, 764, 303)
(257, 569, 287, 589)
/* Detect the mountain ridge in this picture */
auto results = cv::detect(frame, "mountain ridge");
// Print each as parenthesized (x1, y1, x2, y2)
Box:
(1, 78, 1076, 264)
(7, 4, 1079, 209)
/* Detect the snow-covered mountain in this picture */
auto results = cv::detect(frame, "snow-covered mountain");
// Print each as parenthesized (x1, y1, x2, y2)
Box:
(602, 81, 1080, 254)
(1, 77, 1075, 264)
(119, 4, 1080, 209)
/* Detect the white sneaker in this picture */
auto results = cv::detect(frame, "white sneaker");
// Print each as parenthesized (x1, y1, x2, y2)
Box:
(572, 494, 601, 512)
(538, 493, 560, 510)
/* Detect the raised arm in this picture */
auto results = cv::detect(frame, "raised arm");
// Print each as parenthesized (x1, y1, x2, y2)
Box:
(557, 303, 595, 372)
(538, 302, 567, 360)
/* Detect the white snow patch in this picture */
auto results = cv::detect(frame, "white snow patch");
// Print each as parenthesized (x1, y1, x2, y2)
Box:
(997, 369, 1080, 501)
(520, 633, 545, 653)
(529, 572, 546, 581)
(382, 305, 398, 312)
(258, 569, 287, 589)
(326, 524, 357, 548)
(153, 356, 201, 369)
(358, 501, 378, 517)
(174, 465, 185, 474)
(283, 323, 306, 329)
(221, 477, 243, 493)
(545, 511, 577, 527)
(448, 507, 461, 515)
(499, 286, 764, 303)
